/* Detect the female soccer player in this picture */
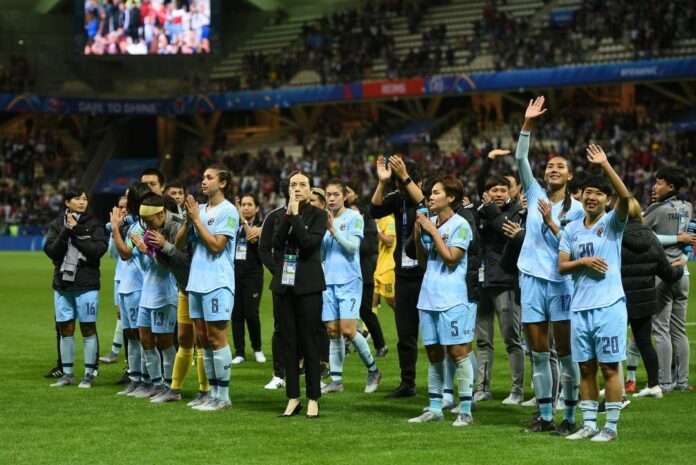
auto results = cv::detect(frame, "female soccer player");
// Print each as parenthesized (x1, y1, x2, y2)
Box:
(558, 144, 631, 442)
(407, 176, 476, 427)
(176, 166, 239, 411)
(320, 180, 381, 395)
(231, 195, 266, 364)
(44, 188, 108, 388)
(515, 96, 584, 435)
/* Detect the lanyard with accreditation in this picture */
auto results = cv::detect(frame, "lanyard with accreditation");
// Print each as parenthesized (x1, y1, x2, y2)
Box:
(281, 209, 307, 286)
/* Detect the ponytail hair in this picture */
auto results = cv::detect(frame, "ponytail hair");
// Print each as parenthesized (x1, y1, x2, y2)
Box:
(209, 166, 234, 201)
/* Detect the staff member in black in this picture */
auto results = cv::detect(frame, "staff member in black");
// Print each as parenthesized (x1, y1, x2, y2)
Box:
(370, 156, 425, 398)
(272, 170, 328, 418)
(231, 195, 266, 364)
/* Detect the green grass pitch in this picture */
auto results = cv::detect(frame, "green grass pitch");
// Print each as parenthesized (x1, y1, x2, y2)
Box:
(0, 252, 694, 465)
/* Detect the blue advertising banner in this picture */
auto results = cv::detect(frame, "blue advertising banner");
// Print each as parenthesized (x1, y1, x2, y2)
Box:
(93, 159, 160, 194)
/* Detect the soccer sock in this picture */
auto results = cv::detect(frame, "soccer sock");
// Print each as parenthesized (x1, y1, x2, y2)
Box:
(626, 339, 639, 382)
(455, 356, 474, 416)
(127, 339, 142, 382)
(604, 401, 622, 432)
(60, 336, 75, 376)
(559, 355, 579, 423)
(468, 350, 478, 384)
(83, 335, 98, 377)
(350, 332, 377, 372)
(329, 337, 345, 382)
(203, 347, 217, 398)
(196, 349, 210, 392)
(580, 400, 599, 431)
(427, 361, 445, 413)
(531, 351, 553, 421)
(213, 345, 233, 403)
(111, 319, 123, 355)
(141, 351, 151, 385)
(171, 347, 193, 391)
(443, 354, 456, 405)
(144, 349, 163, 386)
(161, 345, 176, 386)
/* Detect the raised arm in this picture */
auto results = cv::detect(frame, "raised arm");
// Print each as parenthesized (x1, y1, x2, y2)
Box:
(389, 156, 424, 205)
(516, 97, 547, 191)
(477, 149, 511, 198)
(586, 144, 630, 221)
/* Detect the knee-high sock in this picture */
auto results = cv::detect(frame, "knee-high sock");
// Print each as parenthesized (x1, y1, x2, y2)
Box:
(604, 401, 622, 432)
(428, 361, 445, 412)
(203, 347, 217, 397)
(143, 349, 163, 386)
(531, 351, 553, 421)
(127, 339, 142, 382)
(141, 350, 151, 384)
(329, 337, 345, 382)
(559, 354, 579, 423)
(580, 400, 598, 430)
(468, 350, 478, 385)
(60, 336, 75, 376)
(196, 349, 210, 392)
(350, 332, 377, 372)
(171, 347, 193, 391)
(161, 345, 176, 386)
(213, 345, 232, 402)
(456, 356, 474, 416)
(83, 335, 98, 376)
(110, 319, 123, 354)
(626, 339, 639, 382)
(443, 354, 456, 405)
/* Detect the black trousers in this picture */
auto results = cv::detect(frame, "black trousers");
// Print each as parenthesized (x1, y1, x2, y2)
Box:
(232, 275, 264, 356)
(359, 282, 385, 350)
(278, 290, 322, 400)
(271, 292, 285, 378)
(394, 274, 422, 387)
(629, 315, 659, 388)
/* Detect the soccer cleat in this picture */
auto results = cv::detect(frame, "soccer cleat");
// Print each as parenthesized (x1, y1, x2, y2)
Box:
(254, 351, 267, 363)
(473, 391, 492, 402)
(99, 352, 119, 364)
(521, 396, 537, 408)
(321, 380, 344, 394)
(502, 393, 524, 406)
(408, 409, 444, 423)
(452, 413, 474, 427)
(522, 418, 555, 433)
(566, 426, 599, 440)
(550, 419, 576, 436)
(320, 364, 330, 378)
(364, 369, 382, 393)
(78, 374, 95, 389)
(132, 384, 154, 399)
(590, 427, 618, 442)
(385, 383, 417, 398)
(375, 346, 388, 358)
(148, 385, 167, 399)
(50, 375, 76, 387)
(624, 380, 636, 393)
(195, 398, 232, 411)
(115, 369, 130, 385)
(44, 366, 64, 379)
(231, 356, 245, 365)
(673, 384, 694, 392)
(633, 385, 663, 398)
(264, 376, 285, 390)
(187, 391, 212, 407)
(116, 381, 139, 396)
(150, 389, 182, 404)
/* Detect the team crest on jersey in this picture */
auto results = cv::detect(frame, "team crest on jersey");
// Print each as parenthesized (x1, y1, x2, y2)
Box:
(596, 226, 605, 237)
(208, 217, 215, 226)
(441, 233, 449, 242)
(340, 222, 347, 231)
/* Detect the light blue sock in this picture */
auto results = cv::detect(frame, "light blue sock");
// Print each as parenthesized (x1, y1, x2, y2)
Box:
(162, 345, 176, 386)
(203, 348, 217, 398)
(455, 356, 474, 416)
(83, 335, 98, 376)
(443, 354, 456, 405)
(559, 354, 579, 423)
(626, 339, 639, 382)
(144, 349, 163, 386)
(604, 401, 622, 432)
(127, 339, 142, 382)
(350, 332, 377, 372)
(60, 336, 75, 376)
(213, 345, 233, 403)
(468, 350, 478, 384)
(580, 400, 599, 430)
(532, 351, 553, 421)
(428, 361, 445, 412)
(329, 337, 345, 382)
(141, 351, 151, 385)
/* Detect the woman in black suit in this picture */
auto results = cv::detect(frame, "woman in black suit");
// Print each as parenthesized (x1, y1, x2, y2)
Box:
(271, 170, 328, 418)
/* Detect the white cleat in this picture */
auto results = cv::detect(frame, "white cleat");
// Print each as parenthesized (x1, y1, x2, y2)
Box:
(50, 375, 76, 387)
(195, 398, 232, 411)
(591, 427, 618, 442)
(254, 351, 267, 363)
(502, 393, 524, 406)
(364, 369, 382, 393)
(116, 381, 139, 396)
(566, 426, 599, 441)
(408, 409, 444, 424)
(452, 413, 474, 427)
(521, 396, 537, 408)
(187, 391, 212, 407)
(231, 356, 245, 365)
(633, 385, 663, 398)
(264, 376, 285, 390)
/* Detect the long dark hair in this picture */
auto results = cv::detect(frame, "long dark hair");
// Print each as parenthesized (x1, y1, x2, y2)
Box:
(126, 181, 151, 218)
(546, 156, 573, 216)
(208, 166, 234, 201)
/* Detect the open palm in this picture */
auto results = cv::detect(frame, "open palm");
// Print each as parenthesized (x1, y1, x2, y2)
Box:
(525, 96, 547, 119)
(586, 144, 607, 164)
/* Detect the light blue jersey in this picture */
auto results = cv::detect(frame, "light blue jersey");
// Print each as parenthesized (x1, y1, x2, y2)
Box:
(559, 210, 627, 312)
(186, 199, 239, 294)
(321, 208, 364, 285)
(137, 228, 178, 310)
(417, 214, 472, 311)
(117, 222, 148, 295)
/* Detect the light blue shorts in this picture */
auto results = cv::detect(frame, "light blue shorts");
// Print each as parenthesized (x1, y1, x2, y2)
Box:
(571, 299, 627, 364)
(113, 280, 120, 307)
(54, 290, 99, 323)
(520, 273, 573, 323)
(137, 304, 177, 334)
(188, 288, 234, 322)
(419, 302, 477, 346)
(118, 290, 142, 330)
(322, 278, 363, 322)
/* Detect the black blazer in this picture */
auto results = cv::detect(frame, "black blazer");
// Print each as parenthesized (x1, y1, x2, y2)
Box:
(270, 204, 328, 295)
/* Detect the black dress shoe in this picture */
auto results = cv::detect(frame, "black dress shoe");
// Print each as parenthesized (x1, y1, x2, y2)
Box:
(115, 369, 131, 385)
(43, 366, 63, 379)
(384, 383, 417, 398)
(278, 402, 302, 417)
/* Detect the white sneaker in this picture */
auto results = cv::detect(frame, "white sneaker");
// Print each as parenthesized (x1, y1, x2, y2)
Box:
(473, 391, 492, 402)
(566, 426, 599, 441)
(196, 398, 232, 411)
(591, 427, 617, 442)
(452, 413, 474, 427)
(502, 393, 524, 405)
(633, 385, 663, 398)
(264, 376, 285, 390)
(254, 351, 267, 363)
(231, 356, 245, 365)
(521, 396, 537, 408)
(408, 409, 444, 423)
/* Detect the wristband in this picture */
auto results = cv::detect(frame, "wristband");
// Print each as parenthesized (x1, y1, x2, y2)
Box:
(402, 177, 412, 186)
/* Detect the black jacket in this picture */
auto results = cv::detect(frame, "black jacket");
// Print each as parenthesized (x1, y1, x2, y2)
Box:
(235, 216, 264, 278)
(44, 212, 108, 292)
(259, 206, 284, 277)
(360, 215, 379, 287)
(476, 199, 523, 288)
(270, 204, 328, 295)
(621, 219, 683, 319)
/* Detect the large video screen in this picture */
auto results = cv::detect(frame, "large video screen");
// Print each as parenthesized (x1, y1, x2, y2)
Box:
(82, 1, 212, 55)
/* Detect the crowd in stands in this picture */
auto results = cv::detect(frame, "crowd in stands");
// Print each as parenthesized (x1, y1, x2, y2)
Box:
(0, 56, 34, 93)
